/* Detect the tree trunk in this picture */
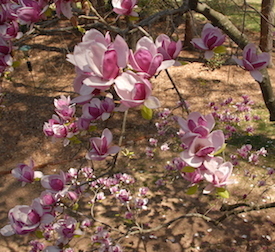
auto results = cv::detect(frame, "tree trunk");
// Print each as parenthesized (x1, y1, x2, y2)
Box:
(183, 11, 194, 49)
(260, 0, 274, 67)
(190, 1, 275, 121)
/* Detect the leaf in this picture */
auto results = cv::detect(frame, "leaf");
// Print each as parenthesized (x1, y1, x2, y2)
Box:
(213, 143, 227, 156)
(68, 136, 81, 144)
(129, 16, 139, 22)
(44, 7, 52, 17)
(141, 105, 153, 120)
(213, 45, 227, 54)
(12, 61, 20, 68)
(181, 166, 195, 173)
(216, 187, 230, 198)
(73, 203, 79, 211)
(76, 1, 82, 9)
(186, 185, 198, 195)
(180, 61, 189, 65)
(88, 125, 97, 132)
(77, 25, 86, 34)
(35, 230, 44, 239)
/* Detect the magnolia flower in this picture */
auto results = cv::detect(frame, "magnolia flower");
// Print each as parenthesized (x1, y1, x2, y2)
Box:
(180, 130, 225, 168)
(112, 0, 138, 16)
(86, 128, 120, 161)
(67, 29, 129, 90)
(12, 160, 43, 186)
(181, 169, 204, 186)
(41, 171, 67, 192)
(16, 0, 47, 25)
(114, 71, 160, 110)
(129, 36, 174, 78)
(233, 43, 270, 82)
(0, 21, 21, 40)
(82, 97, 115, 121)
(191, 23, 226, 59)
(54, 95, 75, 121)
(155, 34, 182, 65)
(54, 217, 81, 245)
(203, 158, 234, 193)
(0, 199, 54, 236)
(0, 37, 12, 73)
(177, 112, 215, 146)
(54, 0, 73, 19)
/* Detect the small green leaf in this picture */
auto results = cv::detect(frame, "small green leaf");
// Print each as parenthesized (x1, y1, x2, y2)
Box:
(35, 230, 44, 238)
(44, 7, 53, 17)
(129, 16, 139, 21)
(77, 25, 86, 34)
(68, 136, 81, 144)
(186, 185, 198, 195)
(213, 143, 227, 156)
(181, 166, 195, 173)
(180, 61, 189, 65)
(12, 61, 21, 68)
(73, 203, 79, 211)
(216, 187, 229, 198)
(88, 125, 97, 132)
(76, 1, 82, 8)
(213, 45, 227, 54)
(141, 105, 153, 120)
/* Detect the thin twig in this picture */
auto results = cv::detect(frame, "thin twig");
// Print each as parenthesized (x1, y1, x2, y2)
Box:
(164, 69, 189, 114)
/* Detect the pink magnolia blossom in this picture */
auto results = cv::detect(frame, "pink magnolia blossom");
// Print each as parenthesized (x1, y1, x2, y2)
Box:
(0, 199, 54, 236)
(181, 168, 204, 186)
(16, 0, 47, 25)
(86, 128, 120, 161)
(54, 216, 81, 245)
(43, 115, 68, 138)
(112, 0, 138, 16)
(41, 171, 67, 192)
(54, 95, 75, 121)
(203, 157, 234, 193)
(177, 112, 215, 146)
(180, 130, 225, 168)
(43, 114, 79, 144)
(233, 43, 270, 82)
(67, 29, 129, 90)
(12, 160, 43, 186)
(0, 21, 21, 40)
(129, 36, 175, 78)
(191, 23, 226, 59)
(155, 34, 182, 65)
(82, 97, 115, 121)
(29, 240, 45, 252)
(39, 191, 57, 206)
(114, 71, 160, 110)
(54, 0, 73, 19)
(0, 3, 18, 24)
(0, 37, 12, 73)
(116, 188, 132, 203)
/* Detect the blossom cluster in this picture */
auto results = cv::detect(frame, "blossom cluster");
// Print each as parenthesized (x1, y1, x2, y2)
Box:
(191, 23, 270, 82)
(0, 0, 140, 75)
(1, 162, 150, 251)
(42, 28, 182, 158)
(175, 112, 234, 194)
(209, 95, 261, 139)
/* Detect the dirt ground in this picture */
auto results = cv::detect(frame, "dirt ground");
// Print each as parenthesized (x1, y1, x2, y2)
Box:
(1, 19, 275, 252)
